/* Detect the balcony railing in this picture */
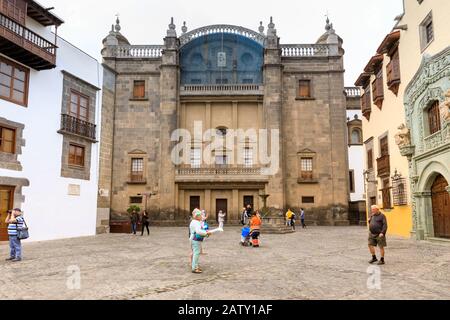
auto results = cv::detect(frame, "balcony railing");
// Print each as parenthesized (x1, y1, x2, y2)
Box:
(128, 174, 147, 184)
(281, 44, 330, 57)
(376, 155, 390, 177)
(0, 12, 57, 69)
(177, 166, 263, 175)
(345, 87, 362, 98)
(180, 84, 264, 96)
(59, 114, 97, 142)
(116, 45, 163, 58)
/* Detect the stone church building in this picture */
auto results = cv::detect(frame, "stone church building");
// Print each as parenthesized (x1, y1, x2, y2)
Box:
(97, 17, 352, 230)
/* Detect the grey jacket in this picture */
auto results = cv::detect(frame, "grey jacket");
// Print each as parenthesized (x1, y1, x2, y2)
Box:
(369, 213, 388, 235)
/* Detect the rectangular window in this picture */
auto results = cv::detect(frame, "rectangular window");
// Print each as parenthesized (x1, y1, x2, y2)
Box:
(0, 126, 16, 154)
(428, 101, 441, 135)
(133, 80, 145, 98)
(349, 170, 355, 193)
(301, 157, 313, 180)
(69, 144, 85, 167)
(244, 148, 253, 168)
(425, 20, 434, 44)
(298, 80, 311, 98)
(130, 196, 143, 204)
(0, 57, 29, 106)
(302, 197, 315, 204)
(131, 158, 144, 181)
(70, 91, 89, 121)
(367, 149, 374, 170)
(190, 148, 201, 168)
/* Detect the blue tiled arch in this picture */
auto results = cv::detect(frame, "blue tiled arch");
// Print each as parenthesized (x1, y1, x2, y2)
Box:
(180, 33, 264, 85)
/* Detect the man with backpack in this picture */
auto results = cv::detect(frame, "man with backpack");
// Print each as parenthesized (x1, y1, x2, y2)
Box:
(5, 208, 26, 262)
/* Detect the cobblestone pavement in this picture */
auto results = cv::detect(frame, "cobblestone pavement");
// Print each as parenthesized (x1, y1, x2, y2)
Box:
(1, 226, 450, 300)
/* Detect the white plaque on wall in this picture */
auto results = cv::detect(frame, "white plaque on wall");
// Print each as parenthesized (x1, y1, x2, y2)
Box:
(217, 52, 226, 67)
(68, 184, 81, 196)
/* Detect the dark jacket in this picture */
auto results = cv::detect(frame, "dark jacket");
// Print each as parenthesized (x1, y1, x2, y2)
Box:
(130, 212, 139, 224)
(369, 213, 388, 235)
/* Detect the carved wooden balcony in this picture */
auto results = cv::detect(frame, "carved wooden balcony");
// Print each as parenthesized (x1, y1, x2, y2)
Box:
(386, 60, 401, 96)
(58, 114, 97, 142)
(376, 155, 391, 177)
(372, 76, 384, 110)
(361, 92, 372, 121)
(0, 11, 57, 70)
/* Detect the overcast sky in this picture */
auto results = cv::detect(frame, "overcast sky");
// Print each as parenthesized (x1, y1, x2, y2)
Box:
(41, 0, 404, 85)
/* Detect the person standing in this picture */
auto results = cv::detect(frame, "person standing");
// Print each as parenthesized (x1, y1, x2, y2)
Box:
(190, 209, 211, 273)
(249, 210, 262, 248)
(300, 208, 307, 229)
(286, 209, 293, 227)
(240, 207, 248, 225)
(368, 205, 388, 265)
(141, 211, 150, 236)
(5, 208, 25, 262)
(218, 210, 226, 229)
(130, 210, 139, 235)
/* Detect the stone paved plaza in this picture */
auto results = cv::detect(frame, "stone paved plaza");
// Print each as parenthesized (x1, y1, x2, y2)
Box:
(1, 226, 450, 300)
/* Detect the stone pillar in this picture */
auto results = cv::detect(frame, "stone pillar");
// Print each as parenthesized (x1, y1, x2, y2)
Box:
(414, 191, 432, 240)
(159, 18, 179, 220)
(232, 189, 239, 222)
(205, 189, 212, 215)
(263, 17, 285, 211)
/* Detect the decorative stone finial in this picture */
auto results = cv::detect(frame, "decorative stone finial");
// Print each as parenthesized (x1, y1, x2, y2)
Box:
(325, 15, 335, 33)
(182, 21, 188, 34)
(115, 14, 121, 32)
(259, 21, 265, 34)
(268, 16, 275, 29)
(169, 17, 175, 30)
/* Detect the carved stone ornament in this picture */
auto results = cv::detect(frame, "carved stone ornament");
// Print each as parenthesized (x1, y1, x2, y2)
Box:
(395, 124, 411, 147)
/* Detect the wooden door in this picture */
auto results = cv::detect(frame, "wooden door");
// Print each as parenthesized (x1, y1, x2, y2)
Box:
(189, 196, 200, 214)
(243, 196, 254, 209)
(431, 175, 450, 239)
(0, 186, 14, 241)
(216, 199, 227, 222)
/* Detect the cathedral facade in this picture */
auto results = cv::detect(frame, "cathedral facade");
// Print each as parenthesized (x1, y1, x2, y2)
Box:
(97, 17, 351, 230)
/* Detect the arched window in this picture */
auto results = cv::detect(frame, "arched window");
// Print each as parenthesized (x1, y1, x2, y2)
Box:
(351, 128, 362, 145)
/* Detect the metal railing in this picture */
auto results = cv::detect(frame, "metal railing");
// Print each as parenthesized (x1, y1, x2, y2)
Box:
(60, 114, 96, 141)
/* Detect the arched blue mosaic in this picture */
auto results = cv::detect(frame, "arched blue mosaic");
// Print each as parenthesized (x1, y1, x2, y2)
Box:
(180, 33, 263, 85)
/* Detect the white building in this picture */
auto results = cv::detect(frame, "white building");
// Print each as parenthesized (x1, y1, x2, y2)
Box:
(0, 0, 102, 242)
(345, 87, 366, 225)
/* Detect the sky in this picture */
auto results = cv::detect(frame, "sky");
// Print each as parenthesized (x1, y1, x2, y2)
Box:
(40, 0, 404, 86)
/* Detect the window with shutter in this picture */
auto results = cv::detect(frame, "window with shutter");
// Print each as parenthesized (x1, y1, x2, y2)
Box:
(298, 80, 312, 98)
(0, 127, 16, 154)
(428, 101, 441, 135)
(133, 81, 145, 99)
(0, 57, 29, 106)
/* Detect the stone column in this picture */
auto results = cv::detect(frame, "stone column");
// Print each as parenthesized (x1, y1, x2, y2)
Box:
(232, 189, 239, 222)
(263, 17, 285, 212)
(414, 191, 432, 240)
(159, 18, 179, 220)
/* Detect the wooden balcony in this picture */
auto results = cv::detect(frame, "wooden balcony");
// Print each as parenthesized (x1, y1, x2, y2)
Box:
(361, 92, 371, 121)
(376, 155, 391, 177)
(0, 12, 57, 70)
(386, 59, 401, 95)
(372, 76, 384, 110)
(58, 114, 97, 142)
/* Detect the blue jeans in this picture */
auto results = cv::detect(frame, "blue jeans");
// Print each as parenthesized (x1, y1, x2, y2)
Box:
(191, 240, 202, 271)
(131, 223, 137, 234)
(9, 236, 22, 259)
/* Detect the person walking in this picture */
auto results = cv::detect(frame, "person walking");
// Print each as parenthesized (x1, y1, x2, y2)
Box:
(368, 205, 388, 265)
(300, 208, 307, 229)
(190, 209, 211, 274)
(218, 210, 226, 229)
(5, 208, 25, 262)
(286, 209, 294, 227)
(290, 210, 296, 231)
(141, 211, 150, 236)
(130, 210, 139, 235)
(241, 207, 248, 225)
